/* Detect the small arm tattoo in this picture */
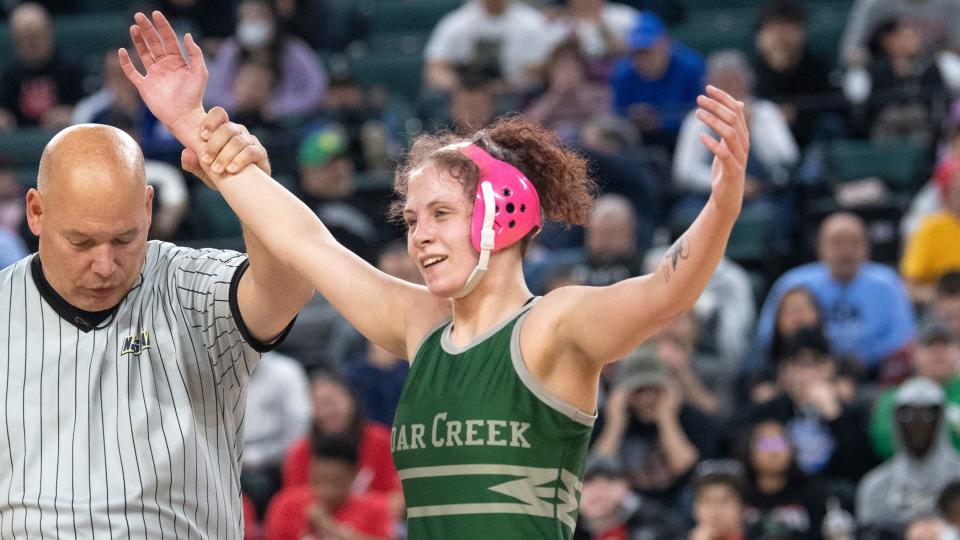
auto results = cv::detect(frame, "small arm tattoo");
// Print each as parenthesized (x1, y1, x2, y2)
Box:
(661, 236, 691, 282)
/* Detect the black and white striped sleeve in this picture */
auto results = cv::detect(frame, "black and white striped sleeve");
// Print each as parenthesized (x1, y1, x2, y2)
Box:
(168, 247, 290, 358)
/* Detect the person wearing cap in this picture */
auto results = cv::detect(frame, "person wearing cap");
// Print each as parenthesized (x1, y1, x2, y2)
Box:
(594, 345, 718, 507)
(609, 10, 705, 150)
(748, 327, 876, 482)
(296, 124, 382, 262)
(574, 453, 687, 539)
(871, 320, 960, 460)
(857, 377, 960, 531)
(901, 154, 960, 303)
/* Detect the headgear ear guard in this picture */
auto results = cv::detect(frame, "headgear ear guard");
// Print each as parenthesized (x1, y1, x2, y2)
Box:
(448, 143, 542, 298)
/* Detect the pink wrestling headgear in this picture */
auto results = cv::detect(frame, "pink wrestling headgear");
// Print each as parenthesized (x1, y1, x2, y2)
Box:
(446, 142, 541, 298)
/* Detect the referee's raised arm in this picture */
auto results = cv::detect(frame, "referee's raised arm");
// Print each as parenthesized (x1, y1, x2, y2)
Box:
(119, 11, 314, 344)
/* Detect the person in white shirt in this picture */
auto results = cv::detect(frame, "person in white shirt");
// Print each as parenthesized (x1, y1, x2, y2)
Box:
(241, 351, 311, 517)
(673, 49, 799, 199)
(543, 0, 639, 60)
(424, 0, 552, 91)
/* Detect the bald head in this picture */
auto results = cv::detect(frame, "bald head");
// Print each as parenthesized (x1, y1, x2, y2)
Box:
(26, 124, 153, 312)
(38, 124, 146, 195)
(587, 194, 637, 263)
(817, 212, 869, 282)
(11, 3, 53, 67)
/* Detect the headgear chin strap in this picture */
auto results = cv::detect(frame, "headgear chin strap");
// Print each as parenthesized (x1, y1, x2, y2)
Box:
(447, 143, 542, 299)
(452, 180, 496, 298)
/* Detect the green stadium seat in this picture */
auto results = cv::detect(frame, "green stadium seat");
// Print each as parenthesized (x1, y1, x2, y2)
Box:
(828, 138, 930, 193)
(369, 0, 458, 36)
(78, 0, 130, 12)
(54, 12, 131, 63)
(671, 8, 756, 55)
(725, 205, 777, 263)
(350, 52, 424, 100)
(191, 186, 243, 238)
(0, 128, 55, 168)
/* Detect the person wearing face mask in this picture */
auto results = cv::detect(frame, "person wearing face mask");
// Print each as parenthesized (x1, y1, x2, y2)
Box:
(205, 0, 327, 121)
(857, 377, 960, 532)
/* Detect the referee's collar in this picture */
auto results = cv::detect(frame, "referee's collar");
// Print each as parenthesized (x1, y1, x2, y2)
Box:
(31, 255, 123, 332)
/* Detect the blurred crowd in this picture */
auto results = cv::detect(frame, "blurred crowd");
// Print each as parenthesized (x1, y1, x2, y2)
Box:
(3, 0, 960, 538)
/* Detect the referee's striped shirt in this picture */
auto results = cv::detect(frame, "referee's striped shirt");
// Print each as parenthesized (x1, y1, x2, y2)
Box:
(0, 240, 290, 539)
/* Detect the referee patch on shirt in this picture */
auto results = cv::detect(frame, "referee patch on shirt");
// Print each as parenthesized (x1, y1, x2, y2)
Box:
(120, 329, 152, 356)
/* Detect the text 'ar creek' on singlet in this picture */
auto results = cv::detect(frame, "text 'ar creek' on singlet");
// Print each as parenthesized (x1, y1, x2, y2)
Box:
(391, 298, 596, 539)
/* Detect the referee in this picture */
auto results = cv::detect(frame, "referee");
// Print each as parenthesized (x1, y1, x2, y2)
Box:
(0, 123, 314, 538)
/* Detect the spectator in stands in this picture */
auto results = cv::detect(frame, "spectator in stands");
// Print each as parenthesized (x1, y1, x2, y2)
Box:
(688, 460, 748, 540)
(525, 38, 613, 143)
(242, 493, 261, 540)
(576, 115, 662, 245)
(740, 417, 829, 540)
(278, 126, 398, 367)
(229, 60, 279, 132)
(750, 286, 824, 376)
(519, 190, 626, 294)
(71, 52, 179, 156)
(423, 0, 551, 92)
(346, 242, 417, 427)
(934, 272, 960, 340)
(871, 320, 960, 460)
(573, 454, 688, 539)
(593, 345, 717, 508)
(0, 156, 28, 269)
(265, 435, 393, 540)
(901, 157, 960, 302)
(643, 246, 756, 411)
(570, 193, 644, 287)
(652, 310, 723, 416)
(673, 50, 798, 236)
(609, 11, 704, 151)
(756, 212, 915, 375)
(296, 124, 382, 262)
(448, 76, 497, 136)
(242, 351, 312, 518)
(901, 138, 956, 244)
(855, 16, 949, 144)
(752, 0, 835, 147)
(282, 373, 401, 505)
(938, 480, 960, 529)
(904, 516, 956, 540)
(542, 0, 638, 68)
(318, 73, 398, 174)
(205, 0, 327, 121)
(0, 2, 86, 130)
(857, 377, 960, 531)
(749, 328, 875, 483)
(840, 0, 960, 71)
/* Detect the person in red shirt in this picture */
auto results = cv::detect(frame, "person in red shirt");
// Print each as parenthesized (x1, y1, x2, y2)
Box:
(282, 372, 400, 505)
(266, 434, 393, 540)
(243, 493, 263, 540)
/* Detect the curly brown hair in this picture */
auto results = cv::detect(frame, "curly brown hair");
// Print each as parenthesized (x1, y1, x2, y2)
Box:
(389, 116, 597, 232)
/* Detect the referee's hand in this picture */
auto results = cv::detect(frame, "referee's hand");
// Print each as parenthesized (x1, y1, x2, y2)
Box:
(181, 107, 271, 190)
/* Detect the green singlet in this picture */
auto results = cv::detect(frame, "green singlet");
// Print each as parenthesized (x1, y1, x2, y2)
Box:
(391, 298, 596, 539)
